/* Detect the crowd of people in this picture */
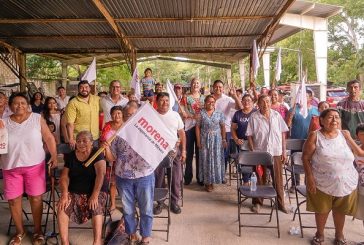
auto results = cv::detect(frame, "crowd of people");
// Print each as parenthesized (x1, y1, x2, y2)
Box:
(0, 67, 364, 244)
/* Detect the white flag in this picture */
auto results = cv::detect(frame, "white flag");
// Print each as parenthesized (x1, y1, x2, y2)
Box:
(295, 73, 308, 118)
(166, 80, 178, 111)
(252, 40, 260, 79)
(116, 103, 178, 176)
(275, 48, 282, 82)
(81, 57, 96, 84)
(130, 67, 141, 99)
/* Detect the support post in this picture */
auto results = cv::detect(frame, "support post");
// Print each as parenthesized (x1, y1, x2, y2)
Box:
(262, 52, 270, 88)
(313, 29, 328, 101)
(130, 49, 137, 74)
(239, 59, 246, 91)
(18, 53, 26, 92)
(61, 62, 68, 87)
(226, 68, 232, 87)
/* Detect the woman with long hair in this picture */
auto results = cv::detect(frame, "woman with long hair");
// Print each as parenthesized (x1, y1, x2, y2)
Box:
(42, 97, 61, 144)
(30, 92, 44, 114)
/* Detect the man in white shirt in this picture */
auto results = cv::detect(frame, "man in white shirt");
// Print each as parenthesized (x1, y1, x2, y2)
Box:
(100, 80, 129, 124)
(212, 80, 243, 181)
(246, 94, 289, 213)
(55, 86, 70, 113)
(153, 92, 186, 215)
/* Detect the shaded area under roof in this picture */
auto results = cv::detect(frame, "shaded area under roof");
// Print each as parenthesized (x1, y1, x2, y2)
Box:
(0, 0, 341, 65)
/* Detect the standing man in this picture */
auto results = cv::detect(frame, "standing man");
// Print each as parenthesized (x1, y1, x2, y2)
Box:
(55, 86, 70, 113)
(246, 95, 289, 213)
(153, 92, 186, 214)
(100, 80, 129, 125)
(65, 80, 100, 149)
(212, 80, 242, 182)
(337, 79, 364, 137)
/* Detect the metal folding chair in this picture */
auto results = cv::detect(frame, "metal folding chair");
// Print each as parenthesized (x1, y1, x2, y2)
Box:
(153, 155, 173, 242)
(290, 152, 334, 238)
(237, 151, 280, 238)
(283, 139, 305, 203)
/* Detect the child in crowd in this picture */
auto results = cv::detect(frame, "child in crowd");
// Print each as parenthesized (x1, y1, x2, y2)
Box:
(140, 68, 156, 103)
(354, 123, 364, 241)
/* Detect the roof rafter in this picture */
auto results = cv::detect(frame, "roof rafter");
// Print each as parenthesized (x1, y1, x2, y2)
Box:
(91, 0, 134, 52)
(0, 15, 274, 24)
(0, 33, 261, 40)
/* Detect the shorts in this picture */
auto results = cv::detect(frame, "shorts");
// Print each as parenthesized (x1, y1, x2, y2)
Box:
(307, 188, 357, 215)
(143, 89, 154, 97)
(3, 161, 46, 200)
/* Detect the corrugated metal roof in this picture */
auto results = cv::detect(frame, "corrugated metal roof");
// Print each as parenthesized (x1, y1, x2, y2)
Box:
(0, 0, 103, 19)
(0, 0, 342, 64)
(0, 22, 114, 36)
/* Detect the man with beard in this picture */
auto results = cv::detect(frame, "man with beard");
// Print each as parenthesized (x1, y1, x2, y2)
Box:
(65, 80, 100, 149)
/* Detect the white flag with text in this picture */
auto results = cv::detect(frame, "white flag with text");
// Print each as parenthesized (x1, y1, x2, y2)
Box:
(117, 103, 178, 171)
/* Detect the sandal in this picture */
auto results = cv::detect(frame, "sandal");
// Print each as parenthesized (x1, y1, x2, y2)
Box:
(32, 233, 45, 245)
(311, 236, 324, 245)
(8, 232, 26, 245)
(334, 238, 347, 245)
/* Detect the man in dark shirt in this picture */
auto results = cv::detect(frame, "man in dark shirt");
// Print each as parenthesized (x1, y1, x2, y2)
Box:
(337, 79, 364, 137)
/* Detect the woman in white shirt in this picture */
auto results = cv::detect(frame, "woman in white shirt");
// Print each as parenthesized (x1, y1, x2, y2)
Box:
(2, 93, 57, 245)
(303, 108, 364, 245)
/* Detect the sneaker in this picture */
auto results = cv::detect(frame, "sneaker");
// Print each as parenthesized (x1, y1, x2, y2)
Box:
(171, 203, 181, 214)
(250, 204, 261, 213)
(153, 203, 163, 215)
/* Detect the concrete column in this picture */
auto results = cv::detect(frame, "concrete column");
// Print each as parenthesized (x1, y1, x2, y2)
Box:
(226, 68, 232, 86)
(18, 53, 27, 92)
(239, 59, 245, 91)
(314, 29, 328, 101)
(262, 52, 270, 88)
(61, 62, 68, 87)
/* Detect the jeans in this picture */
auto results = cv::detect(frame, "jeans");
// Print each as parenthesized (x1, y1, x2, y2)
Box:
(224, 132, 232, 173)
(184, 127, 200, 183)
(116, 174, 155, 237)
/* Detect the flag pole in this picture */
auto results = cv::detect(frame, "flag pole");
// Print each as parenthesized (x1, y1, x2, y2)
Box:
(83, 133, 117, 168)
(83, 101, 149, 168)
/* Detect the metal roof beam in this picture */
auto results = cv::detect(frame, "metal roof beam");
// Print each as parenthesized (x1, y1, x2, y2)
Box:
(0, 33, 261, 40)
(0, 15, 273, 24)
(91, 0, 134, 53)
(257, 0, 296, 57)
(139, 48, 250, 53)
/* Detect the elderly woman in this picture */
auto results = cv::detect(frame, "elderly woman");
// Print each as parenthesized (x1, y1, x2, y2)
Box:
(57, 131, 106, 245)
(196, 95, 226, 192)
(303, 108, 364, 245)
(1, 92, 57, 245)
(103, 104, 155, 244)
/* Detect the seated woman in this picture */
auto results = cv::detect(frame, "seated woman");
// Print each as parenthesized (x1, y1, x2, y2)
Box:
(57, 131, 107, 245)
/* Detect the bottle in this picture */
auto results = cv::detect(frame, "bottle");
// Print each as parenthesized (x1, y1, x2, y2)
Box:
(250, 172, 257, 191)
